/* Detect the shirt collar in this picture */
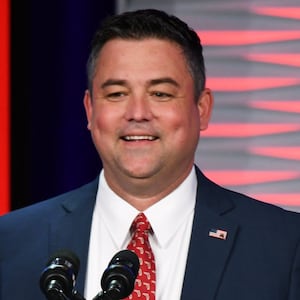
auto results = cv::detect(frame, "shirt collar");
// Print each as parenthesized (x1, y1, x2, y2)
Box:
(94, 167, 197, 249)
(144, 167, 197, 248)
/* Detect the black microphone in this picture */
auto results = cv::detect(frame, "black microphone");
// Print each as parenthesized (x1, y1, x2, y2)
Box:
(40, 250, 82, 300)
(93, 250, 140, 300)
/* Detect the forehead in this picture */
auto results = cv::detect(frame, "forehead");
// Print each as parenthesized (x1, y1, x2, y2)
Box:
(94, 38, 190, 79)
(99, 37, 184, 59)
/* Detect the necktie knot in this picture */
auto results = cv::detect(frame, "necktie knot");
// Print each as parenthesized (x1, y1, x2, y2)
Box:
(131, 213, 151, 233)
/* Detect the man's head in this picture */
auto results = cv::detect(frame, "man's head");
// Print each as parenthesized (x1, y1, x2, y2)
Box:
(84, 9, 213, 209)
(87, 9, 206, 100)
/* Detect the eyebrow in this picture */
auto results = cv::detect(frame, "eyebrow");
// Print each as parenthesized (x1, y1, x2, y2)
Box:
(100, 77, 180, 89)
(101, 79, 128, 89)
(148, 77, 180, 88)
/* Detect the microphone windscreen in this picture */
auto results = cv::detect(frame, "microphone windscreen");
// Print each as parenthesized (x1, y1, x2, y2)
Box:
(101, 249, 140, 298)
(109, 249, 139, 277)
(40, 249, 80, 299)
(47, 249, 80, 276)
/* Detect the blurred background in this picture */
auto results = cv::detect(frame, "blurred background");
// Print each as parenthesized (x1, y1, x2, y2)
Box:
(1, 0, 299, 214)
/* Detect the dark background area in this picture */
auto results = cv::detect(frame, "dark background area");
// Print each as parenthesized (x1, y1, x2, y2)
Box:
(10, 1, 116, 210)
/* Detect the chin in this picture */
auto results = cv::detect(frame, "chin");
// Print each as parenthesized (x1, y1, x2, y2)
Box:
(122, 166, 160, 180)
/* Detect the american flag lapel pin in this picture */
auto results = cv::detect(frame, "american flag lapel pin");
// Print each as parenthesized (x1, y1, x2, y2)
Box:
(209, 228, 228, 240)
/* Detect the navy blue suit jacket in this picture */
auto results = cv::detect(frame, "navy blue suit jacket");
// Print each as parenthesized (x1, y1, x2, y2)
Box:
(1, 167, 300, 299)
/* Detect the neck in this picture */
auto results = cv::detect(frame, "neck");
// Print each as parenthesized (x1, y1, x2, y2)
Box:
(104, 166, 193, 211)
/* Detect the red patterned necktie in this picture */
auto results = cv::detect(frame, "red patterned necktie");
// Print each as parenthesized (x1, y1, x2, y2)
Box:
(126, 213, 156, 300)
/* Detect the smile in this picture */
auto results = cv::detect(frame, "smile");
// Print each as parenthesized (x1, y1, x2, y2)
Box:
(122, 135, 158, 141)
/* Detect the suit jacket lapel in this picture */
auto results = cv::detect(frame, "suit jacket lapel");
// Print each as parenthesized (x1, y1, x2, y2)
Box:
(48, 177, 99, 294)
(181, 168, 239, 300)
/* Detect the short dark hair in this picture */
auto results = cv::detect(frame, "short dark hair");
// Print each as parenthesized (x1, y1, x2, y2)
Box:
(87, 9, 206, 99)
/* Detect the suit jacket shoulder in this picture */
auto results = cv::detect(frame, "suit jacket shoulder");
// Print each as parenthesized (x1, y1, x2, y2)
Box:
(181, 167, 300, 300)
(0, 177, 99, 299)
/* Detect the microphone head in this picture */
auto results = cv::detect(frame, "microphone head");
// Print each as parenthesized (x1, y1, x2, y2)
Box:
(109, 250, 139, 277)
(40, 249, 80, 299)
(101, 250, 140, 299)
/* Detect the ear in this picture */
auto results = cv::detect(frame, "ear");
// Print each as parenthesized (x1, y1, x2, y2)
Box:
(83, 90, 93, 130)
(197, 88, 214, 131)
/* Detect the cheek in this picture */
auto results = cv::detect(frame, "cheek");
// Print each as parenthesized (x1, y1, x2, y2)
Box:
(90, 110, 116, 156)
(161, 112, 190, 145)
(166, 103, 199, 129)
(170, 108, 200, 144)
(90, 106, 117, 132)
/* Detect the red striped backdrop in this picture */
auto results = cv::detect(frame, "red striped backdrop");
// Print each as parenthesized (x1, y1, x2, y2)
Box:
(0, 0, 10, 215)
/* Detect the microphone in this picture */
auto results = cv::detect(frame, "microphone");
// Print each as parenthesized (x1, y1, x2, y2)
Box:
(40, 249, 83, 300)
(93, 250, 140, 300)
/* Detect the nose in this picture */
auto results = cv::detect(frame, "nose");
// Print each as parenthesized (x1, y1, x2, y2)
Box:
(124, 95, 153, 122)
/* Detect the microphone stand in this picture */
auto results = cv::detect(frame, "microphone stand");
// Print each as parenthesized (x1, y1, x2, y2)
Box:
(74, 288, 119, 300)
(92, 289, 122, 300)
(92, 291, 112, 300)
(45, 290, 85, 300)
(42, 282, 116, 300)
(72, 290, 86, 300)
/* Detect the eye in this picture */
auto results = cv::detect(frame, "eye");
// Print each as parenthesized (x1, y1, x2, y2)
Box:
(150, 91, 173, 101)
(106, 91, 127, 101)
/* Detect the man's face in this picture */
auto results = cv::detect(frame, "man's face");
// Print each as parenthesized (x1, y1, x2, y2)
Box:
(84, 38, 213, 198)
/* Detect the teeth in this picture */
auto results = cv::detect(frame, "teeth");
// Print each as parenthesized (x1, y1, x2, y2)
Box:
(123, 135, 156, 141)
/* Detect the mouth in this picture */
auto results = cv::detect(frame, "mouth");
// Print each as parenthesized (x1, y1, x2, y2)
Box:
(121, 135, 158, 142)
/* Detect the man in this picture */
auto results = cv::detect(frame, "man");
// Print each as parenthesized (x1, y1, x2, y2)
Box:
(1, 9, 300, 300)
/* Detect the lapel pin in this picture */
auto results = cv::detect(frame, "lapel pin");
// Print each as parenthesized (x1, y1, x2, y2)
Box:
(209, 228, 228, 240)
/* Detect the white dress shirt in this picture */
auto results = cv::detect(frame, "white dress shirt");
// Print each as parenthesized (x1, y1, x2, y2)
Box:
(84, 167, 197, 300)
